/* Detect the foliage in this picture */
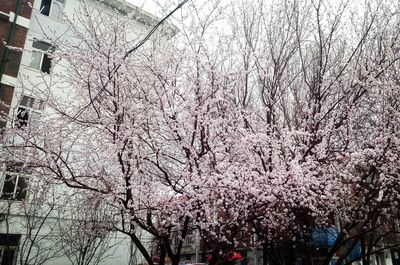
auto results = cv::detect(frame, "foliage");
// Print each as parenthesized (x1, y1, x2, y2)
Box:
(2, 0, 400, 264)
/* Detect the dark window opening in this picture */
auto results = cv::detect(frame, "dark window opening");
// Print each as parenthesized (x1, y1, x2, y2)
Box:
(32, 40, 51, 51)
(0, 234, 20, 265)
(40, 0, 51, 16)
(41, 54, 51, 74)
(0, 249, 16, 265)
(1, 175, 15, 200)
(1, 174, 28, 201)
(15, 177, 28, 200)
(16, 107, 29, 128)
(0, 235, 20, 247)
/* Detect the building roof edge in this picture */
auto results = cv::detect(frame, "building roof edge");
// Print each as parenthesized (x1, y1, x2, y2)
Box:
(97, 0, 159, 25)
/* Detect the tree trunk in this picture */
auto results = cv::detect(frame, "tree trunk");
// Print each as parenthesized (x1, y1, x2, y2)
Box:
(129, 233, 154, 265)
(201, 239, 207, 263)
(263, 245, 268, 265)
(208, 248, 221, 265)
(283, 241, 296, 265)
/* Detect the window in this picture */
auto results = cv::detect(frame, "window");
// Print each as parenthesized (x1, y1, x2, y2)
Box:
(0, 234, 20, 265)
(29, 40, 54, 74)
(185, 235, 194, 245)
(15, 95, 44, 129)
(240, 228, 247, 239)
(0, 172, 28, 200)
(40, 0, 65, 20)
(174, 236, 180, 246)
(0, 246, 17, 265)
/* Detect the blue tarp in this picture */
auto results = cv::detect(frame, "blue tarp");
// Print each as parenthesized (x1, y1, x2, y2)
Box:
(312, 227, 361, 263)
(312, 228, 339, 247)
(347, 240, 362, 261)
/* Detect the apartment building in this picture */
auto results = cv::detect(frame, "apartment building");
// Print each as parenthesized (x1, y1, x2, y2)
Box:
(0, 0, 157, 264)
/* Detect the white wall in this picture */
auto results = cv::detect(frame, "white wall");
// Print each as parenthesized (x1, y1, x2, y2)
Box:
(2, 0, 157, 264)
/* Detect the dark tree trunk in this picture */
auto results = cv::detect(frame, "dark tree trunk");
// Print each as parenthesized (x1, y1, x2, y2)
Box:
(201, 239, 207, 263)
(283, 241, 296, 265)
(208, 248, 221, 265)
(263, 246, 268, 265)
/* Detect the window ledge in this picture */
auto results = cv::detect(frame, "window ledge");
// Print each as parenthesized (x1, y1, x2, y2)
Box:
(34, 9, 64, 24)
(0, 74, 18, 87)
(21, 65, 51, 75)
(0, 11, 9, 21)
(9, 12, 30, 29)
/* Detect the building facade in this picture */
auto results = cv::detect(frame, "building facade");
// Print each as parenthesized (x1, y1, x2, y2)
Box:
(0, 0, 156, 264)
(0, 0, 33, 130)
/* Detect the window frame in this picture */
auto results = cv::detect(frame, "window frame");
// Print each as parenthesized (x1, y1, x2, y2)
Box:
(39, 0, 66, 20)
(15, 95, 44, 129)
(0, 170, 29, 201)
(29, 50, 45, 72)
(29, 40, 53, 74)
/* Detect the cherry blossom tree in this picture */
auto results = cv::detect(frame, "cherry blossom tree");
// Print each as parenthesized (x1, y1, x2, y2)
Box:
(1, 0, 400, 265)
(57, 194, 121, 265)
(223, 0, 400, 264)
